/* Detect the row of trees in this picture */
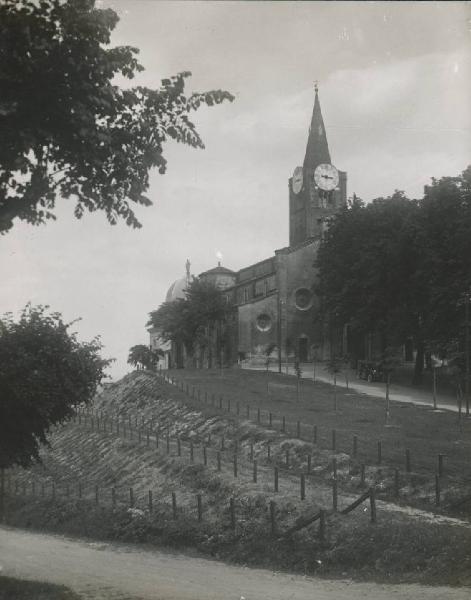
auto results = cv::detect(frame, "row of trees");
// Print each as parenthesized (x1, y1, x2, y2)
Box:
(316, 167, 471, 384)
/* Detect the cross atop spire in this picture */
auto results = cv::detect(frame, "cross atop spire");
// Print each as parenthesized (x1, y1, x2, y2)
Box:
(303, 84, 331, 171)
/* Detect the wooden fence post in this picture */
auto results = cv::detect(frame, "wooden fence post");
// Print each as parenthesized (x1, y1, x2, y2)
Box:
(177, 436, 181, 457)
(281, 416, 286, 433)
(332, 478, 338, 511)
(203, 445, 207, 466)
(253, 460, 257, 483)
(229, 497, 236, 530)
(217, 451, 221, 472)
(250, 442, 254, 461)
(332, 457, 337, 479)
(274, 466, 279, 492)
(233, 454, 238, 478)
(148, 490, 153, 513)
(319, 509, 326, 541)
(146, 431, 150, 446)
(197, 494, 202, 522)
(270, 500, 276, 535)
(190, 442, 194, 462)
(166, 430, 170, 454)
(267, 442, 271, 460)
(405, 449, 411, 473)
(369, 487, 377, 523)
(52, 483, 55, 500)
(221, 436, 225, 451)
(155, 431, 159, 448)
(435, 474, 440, 506)
(300, 474, 305, 500)
(360, 464, 366, 487)
(296, 421, 301, 439)
(438, 454, 444, 477)
(377, 441, 382, 465)
(129, 487, 134, 508)
(112, 487, 116, 507)
(269, 412, 273, 427)
(285, 448, 289, 467)
(332, 429, 336, 451)
(172, 492, 177, 520)
(313, 425, 317, 444)
(307, 455, 312, 474)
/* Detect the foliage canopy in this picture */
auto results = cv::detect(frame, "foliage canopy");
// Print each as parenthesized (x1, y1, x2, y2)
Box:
(148, 278, 229, 354)
(316, 167, 471, 382)
(127, 344, 162, 370)
(0, 305, 111, 468)
(0, 0, 234, 233)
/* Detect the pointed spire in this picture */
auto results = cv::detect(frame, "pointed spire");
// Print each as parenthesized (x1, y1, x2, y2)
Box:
(303, 83, 331, 171)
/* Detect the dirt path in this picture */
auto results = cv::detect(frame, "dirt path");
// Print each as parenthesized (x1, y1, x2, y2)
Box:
(0, 526, 469, 600)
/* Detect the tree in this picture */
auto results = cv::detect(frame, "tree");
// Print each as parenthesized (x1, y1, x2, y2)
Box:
(0, 304, 110, 519)
(317, 191, 417, 348)
(316, 169, 471, 384)
(377, 346, 402, 422)
(127, 344, 162, 371)
(147, 278, 229, 360)
(0, 0, 234, 233)
(326, 355, 342, 412)
(264, 342, 277, 395)
(0, 305, 110, 469)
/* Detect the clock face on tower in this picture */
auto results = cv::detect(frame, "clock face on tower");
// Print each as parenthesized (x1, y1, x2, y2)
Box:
(291, 166, 303, 194)
(314, 163, 339, 191)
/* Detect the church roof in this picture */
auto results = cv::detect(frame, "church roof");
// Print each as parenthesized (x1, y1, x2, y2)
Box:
(165, 277, 187, 302)
(199, 263, 236, 277)
(303, 86, 331, 171)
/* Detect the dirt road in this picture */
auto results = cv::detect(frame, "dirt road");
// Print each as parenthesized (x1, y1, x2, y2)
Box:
(1, 526, 469, 600)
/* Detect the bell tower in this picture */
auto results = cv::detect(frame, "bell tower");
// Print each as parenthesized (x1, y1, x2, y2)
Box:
(289, 84, 347, 246)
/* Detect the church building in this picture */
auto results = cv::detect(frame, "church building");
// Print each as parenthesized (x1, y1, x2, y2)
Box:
(151, 86, 347, 368)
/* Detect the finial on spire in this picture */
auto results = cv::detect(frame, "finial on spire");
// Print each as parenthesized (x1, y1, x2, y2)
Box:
(185, 259, 191, 283)
(314, 80, 319, 94)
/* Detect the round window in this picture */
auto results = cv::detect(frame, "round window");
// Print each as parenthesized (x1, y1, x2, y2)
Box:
(256, 313, 272, 332)
(295, 288, 313, 311)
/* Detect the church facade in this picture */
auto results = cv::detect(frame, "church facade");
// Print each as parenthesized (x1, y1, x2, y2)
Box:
(151, 87, 347, 368)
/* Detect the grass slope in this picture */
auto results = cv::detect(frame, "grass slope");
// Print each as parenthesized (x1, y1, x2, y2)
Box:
(4, 371, 471, 586)
(0, 576, 81, 600)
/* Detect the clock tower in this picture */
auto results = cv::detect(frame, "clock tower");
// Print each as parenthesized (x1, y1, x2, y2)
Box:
(289, 84, 347, 246)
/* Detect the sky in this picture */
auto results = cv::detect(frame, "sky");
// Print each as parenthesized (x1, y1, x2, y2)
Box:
(1, 1, 470, 380)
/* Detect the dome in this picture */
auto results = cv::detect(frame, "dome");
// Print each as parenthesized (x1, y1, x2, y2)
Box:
(165, 277, 187, 302)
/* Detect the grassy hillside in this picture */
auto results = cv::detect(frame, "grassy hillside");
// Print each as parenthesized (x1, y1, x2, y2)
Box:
(5, 371, 471, 586)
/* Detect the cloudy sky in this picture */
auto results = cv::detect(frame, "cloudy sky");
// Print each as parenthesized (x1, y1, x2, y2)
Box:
(1, 1, 470, 379)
